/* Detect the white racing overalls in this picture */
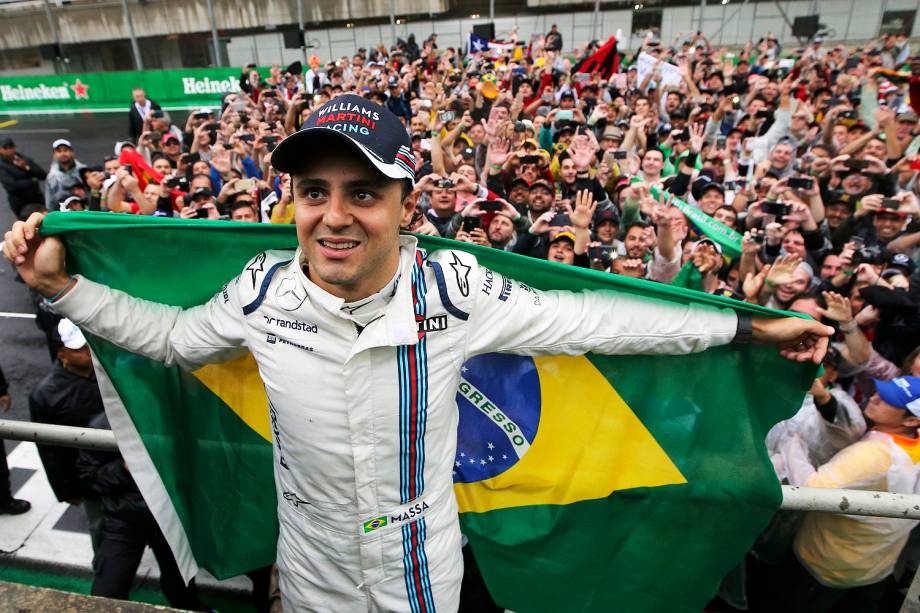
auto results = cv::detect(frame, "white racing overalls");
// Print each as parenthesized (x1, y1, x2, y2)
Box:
(52, 235, 737, 612)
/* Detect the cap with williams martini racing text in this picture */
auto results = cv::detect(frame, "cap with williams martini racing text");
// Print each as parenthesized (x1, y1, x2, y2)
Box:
(271, 94, 416, 186)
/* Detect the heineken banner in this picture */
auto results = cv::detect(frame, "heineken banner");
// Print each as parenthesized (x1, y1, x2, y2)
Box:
(0, 67, 254, 113)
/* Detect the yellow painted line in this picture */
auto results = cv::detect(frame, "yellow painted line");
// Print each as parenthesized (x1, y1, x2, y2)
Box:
(0, 119, 18, 129)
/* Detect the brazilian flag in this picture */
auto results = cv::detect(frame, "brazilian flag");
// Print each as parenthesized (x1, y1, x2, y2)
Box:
(41, 212, 815, 612)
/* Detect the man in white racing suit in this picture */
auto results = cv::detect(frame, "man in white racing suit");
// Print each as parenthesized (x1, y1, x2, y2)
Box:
(4, 95, 834, 613)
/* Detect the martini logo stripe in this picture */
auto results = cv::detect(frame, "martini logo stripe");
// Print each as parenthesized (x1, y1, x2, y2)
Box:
(399, 252, 434, 611)
(413, 258, 436, 611)
(402, 523, 421, 613)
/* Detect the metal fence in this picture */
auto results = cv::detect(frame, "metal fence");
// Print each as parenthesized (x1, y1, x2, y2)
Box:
(3, 418, 920, 520)
(3, 418, 920, 612)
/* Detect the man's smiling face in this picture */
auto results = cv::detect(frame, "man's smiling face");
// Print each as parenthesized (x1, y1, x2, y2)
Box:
(293, 139, 411, 302)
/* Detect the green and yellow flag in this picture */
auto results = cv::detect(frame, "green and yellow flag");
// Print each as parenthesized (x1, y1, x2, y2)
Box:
(41, 212, 815, 612)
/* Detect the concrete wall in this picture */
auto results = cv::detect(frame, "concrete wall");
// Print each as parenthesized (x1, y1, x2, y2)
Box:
(1, 0, 918, 74)
(0, 0, 448, 51)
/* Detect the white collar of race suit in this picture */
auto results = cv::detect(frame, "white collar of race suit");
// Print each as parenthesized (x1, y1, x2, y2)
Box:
(293, 235, 420, 349)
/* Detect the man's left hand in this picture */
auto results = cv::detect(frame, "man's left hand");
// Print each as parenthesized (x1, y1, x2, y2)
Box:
(752, 316, 835, 364)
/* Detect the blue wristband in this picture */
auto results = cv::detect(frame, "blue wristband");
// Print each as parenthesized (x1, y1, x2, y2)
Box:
(48, 276, 76, 303)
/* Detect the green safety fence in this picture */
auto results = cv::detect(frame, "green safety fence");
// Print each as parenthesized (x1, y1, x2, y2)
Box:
(0, 67, 261, 114)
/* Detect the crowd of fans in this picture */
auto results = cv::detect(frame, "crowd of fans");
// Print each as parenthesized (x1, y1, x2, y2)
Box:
(2, 23, 920, 613)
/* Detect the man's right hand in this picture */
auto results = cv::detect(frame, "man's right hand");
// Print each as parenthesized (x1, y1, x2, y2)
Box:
(2, 212, 71, 298)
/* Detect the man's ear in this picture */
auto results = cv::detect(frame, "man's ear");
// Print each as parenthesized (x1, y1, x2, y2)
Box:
(903, 415, 920, 430)
(399, 190, 418, 227)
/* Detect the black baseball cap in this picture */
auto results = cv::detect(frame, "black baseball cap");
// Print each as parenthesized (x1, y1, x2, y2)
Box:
(78, 165, 103, 182)
(0, 137, 13, 148)
(510, 177, 530, 190)
(271, 94, 416, 185)
(594, 208, 620, 225)
(691, 176, 725, 200)
(191, 187, 212, 200)
(887, 252, 916, 275)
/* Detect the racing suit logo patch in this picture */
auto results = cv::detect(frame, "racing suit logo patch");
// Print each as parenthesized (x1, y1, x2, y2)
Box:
(274, 274, 307, 311)
(363, 516, 388, 533)
(416, 315, 448, 338)
(449, 253, 471, 296)
(498, 277, 513, 302)
(264, 315, 318, 333)
(391, 501, 430, 524)
(246, 252, 267, 289)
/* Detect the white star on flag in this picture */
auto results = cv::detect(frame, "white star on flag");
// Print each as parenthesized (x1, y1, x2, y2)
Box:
(487, 442, 495, 450)
(472, 39, 485, 52)
(502, 454, 508, 459)
(480, 459, 486, 465)
(488, 456, 494, 462)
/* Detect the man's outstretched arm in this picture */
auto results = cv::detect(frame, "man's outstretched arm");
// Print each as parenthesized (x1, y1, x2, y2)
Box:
(3, 212, 248, 370)
(463, 261, 832, 364)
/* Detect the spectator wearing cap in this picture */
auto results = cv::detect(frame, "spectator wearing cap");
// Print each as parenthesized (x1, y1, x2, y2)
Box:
(506, 177, 531, 214)
(0, 137, 47, 220)
(59, 195, 88, 212)
(892, 112, 918, 155)
(779, 377, 920, 612)
(50, 174, 90, 210)
(848, 193, 915, 249)
(160, 133, 182, 164)
(593, 208, 623, 253)
(29, 319, 105, 548)
(878, 255, 912, 290)
(385, 77, 412, 126)
(178, 173, 219, 220)
(598, 126, 624, 153)
(511, 179, 562, 259)
(128, 87, 161, 141)
(691, 176, 727, 217)
(45, 139, 85, 210)
(525, 179, 555, 223)
(545, 230, 580, 265)
(823, 196, 856, 250)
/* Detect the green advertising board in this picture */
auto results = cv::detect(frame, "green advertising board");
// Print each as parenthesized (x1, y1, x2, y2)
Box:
(0, 68, 249, 114)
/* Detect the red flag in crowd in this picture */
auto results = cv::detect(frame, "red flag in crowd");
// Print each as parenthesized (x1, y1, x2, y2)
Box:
(118, 147, 163, 191)
(573, 37, 620, 79)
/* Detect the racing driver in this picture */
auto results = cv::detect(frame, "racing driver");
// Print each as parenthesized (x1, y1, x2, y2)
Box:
(3, 95, 833, 612)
